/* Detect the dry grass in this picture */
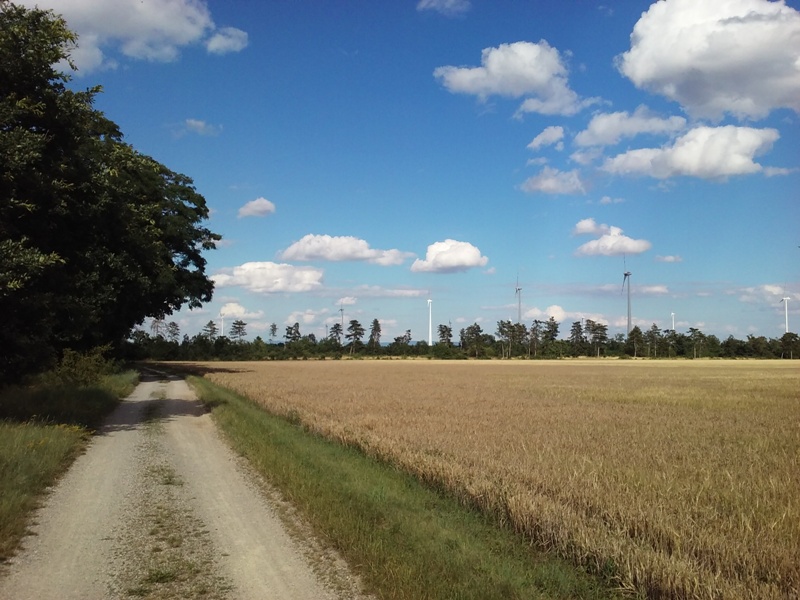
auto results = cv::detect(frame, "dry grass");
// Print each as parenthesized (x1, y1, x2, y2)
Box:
(189, 359, 798, 599)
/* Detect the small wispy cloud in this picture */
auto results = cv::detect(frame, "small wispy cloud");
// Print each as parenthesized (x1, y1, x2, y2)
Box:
(656, 255, 683, 263)
(416, 0, 471, 17)
(181, 118, 222, 137)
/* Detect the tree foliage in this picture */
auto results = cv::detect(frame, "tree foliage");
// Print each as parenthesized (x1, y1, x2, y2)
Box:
(0, 2, 219, 382)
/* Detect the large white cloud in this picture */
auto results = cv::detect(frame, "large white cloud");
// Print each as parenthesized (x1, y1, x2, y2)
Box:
(212, 262, 323, 293)
(410, 240, 488, 273)
(575, 106, 686, 147)
(18, 0, 247, 73)
(434, 41, 594, 116)
(521, 167, 585, 195)
(617, 0, 800, 119)
(573, 219, 651, 257)
(280, 234, 414, 266)
(602, 125, 780, 179)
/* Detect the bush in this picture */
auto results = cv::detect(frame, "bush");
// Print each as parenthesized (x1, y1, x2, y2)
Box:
(38, 346, 115, 388)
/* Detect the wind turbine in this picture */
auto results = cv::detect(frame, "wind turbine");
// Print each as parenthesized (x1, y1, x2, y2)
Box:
(622, 263, 632, 335)
(781, 297, 790, 334)
(427, 294, 433, 346)
(671, 312, 675, 332)
(514, 276, 522, 324)
(339, 303, 344, 328)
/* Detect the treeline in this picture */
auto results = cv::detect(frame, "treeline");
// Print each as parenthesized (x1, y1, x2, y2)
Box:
(127, 317, 800, 361)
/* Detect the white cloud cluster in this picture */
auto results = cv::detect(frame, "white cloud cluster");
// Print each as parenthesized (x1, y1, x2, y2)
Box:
(280, 234, 413, 266)
(617, 0, 800, 119)
(410, 239, 488, 273)
(523, 304, 608, 325)
(434, 41, 594, 116)
(656, 255, 683, 263)
(575, 106, 686, 147)
(238, 197, 276, 218)
(416, 0, 471, 17)
(527, 126, 564, 151)
(213, 262, 323, 293)
(285, 309, 328, 326)
(573, 218, 651, 257)
(19, 0, 248, 73)
(602, 125, 780, 179)
(521, 167, 584, 195)
(738, 285, 800, 304)
(219, 302, 263, 319)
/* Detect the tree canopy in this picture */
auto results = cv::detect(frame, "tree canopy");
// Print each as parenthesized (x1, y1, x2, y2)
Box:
(0, 2, 219, 383)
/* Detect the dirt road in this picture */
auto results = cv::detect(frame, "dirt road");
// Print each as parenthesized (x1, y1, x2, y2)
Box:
(0, 372, 369, 600)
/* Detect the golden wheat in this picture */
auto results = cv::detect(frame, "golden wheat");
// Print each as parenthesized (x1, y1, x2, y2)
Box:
(192, 360, 798, 599)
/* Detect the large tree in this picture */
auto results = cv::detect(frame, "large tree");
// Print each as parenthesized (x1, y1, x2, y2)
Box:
(0, 3, 219, 382)
(345, 319, 365, 354)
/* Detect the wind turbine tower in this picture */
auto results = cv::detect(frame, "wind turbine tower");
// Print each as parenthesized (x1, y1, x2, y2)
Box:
(428, 295, 433, 346)
(622, 268, 632, 335)
(515, 277, 522, 324)
(781, 297, 790, 334)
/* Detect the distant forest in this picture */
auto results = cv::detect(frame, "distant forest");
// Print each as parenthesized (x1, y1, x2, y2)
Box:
(127, 317, 799, 361)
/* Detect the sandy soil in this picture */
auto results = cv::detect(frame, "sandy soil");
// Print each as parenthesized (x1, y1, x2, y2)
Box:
(0, 372, 370, 600)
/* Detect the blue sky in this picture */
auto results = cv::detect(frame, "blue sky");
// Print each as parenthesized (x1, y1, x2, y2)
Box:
(28, 0, 800, 342)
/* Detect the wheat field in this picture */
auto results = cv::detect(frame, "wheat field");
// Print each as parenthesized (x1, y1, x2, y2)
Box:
(193, 359, 798, 599)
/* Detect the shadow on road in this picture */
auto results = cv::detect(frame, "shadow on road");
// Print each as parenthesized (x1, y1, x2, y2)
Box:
(98, 373, 208, 435)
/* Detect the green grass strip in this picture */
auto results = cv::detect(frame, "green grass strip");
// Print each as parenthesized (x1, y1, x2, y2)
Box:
(0, 421, 86, 560)
(189, 376, 623, 600)
(0, 370, 138, 561)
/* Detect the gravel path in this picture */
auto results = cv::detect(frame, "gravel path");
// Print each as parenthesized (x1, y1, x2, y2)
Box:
(0, 372, 370, 600)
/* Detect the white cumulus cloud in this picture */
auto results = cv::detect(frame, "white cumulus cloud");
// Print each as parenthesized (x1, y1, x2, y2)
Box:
(280, 234, 413, 266)
(521, 167, 585, 195)
(575, 106, 686, 147)
(206, 26, 248, 54)
(434, 41, 594, 116)
(602, 126, 780, 180)
(527, 126, 564, 151)
(573, 217, 610, 236)
(212, 262, 323, 293)
(238, 197, 276, 218)
(617, 0, 800, 119)
(18, 0, 247, 74)
(219, 302, 263, 319)
(410, 240, 488, 273)
(573, 220, 651, 257)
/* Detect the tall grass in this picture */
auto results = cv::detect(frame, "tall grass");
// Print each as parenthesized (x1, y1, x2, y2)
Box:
(0, 361, 138, 561)
(192, 360, 799, 600)
(188, 375, 621, 600)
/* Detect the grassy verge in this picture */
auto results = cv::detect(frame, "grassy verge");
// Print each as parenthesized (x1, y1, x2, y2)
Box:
(0, 370, 138, 561)
(188, 375, 623, 600)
